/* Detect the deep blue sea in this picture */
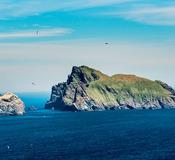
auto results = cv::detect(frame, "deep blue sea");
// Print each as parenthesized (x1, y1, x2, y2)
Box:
(1, 93, 175, 160)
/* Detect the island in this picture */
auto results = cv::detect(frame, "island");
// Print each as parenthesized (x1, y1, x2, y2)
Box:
(0, 92, 25, 115)
(45, 66, 175, 111)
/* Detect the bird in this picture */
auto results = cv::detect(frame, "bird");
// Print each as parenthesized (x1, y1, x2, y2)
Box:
(32, 82, 36, 86)
(7, 145, 10, 150)
(36, 30, 39, 36)
(105, 42, 109, 45)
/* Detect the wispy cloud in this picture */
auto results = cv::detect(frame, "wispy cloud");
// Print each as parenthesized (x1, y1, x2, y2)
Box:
(0, 0, 134, 18)
(102, 2, 175, 26)
(0, 28, 72, 39)
(2, 1, 175, 26)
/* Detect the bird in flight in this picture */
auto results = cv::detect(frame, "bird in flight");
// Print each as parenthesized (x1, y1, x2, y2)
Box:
(7, 145, 10, 150)
(32, 82, 36, 86)
(36, 30, 39, 36)
(105, 42, 109, 45)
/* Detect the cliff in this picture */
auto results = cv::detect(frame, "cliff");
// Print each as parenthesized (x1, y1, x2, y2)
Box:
(0, 92, 25, 115)
(45, 66, 175, 111)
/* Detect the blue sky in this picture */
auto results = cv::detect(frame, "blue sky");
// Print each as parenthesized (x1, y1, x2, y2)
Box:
(0, 0, 175, 92)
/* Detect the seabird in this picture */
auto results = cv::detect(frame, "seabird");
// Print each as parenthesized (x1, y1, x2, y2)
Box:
(36, 30, 39, 36)
(32, 82, 36, 86)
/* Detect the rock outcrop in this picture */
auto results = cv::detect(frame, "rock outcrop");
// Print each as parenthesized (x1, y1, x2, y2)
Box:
(45, 66, 175, 111)
(0, 92, 25, 115)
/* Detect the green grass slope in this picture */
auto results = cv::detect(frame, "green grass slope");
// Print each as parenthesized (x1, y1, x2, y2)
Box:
(79, 66, 172, 106)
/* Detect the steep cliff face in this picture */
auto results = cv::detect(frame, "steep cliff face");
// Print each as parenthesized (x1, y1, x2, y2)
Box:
(45, 66, 175, 111)
(0, 92, 25, 115)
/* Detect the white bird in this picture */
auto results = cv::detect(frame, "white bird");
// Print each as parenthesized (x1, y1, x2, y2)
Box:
(7, 145, 10, 150)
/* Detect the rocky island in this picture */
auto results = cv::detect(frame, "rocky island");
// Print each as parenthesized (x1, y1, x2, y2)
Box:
(0, 92, 25, 115)
(45, 66, 175, 111)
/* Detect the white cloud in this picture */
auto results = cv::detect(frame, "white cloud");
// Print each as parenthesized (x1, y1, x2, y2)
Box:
(0, 0, 133, 18)
(102, 3, 175, 26)
(1, 1, 175, 26)
(66, 0, 133, 9)
(0, 28, 72, 39)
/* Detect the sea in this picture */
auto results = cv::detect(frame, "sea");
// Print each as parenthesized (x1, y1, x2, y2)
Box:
(1, 93, 175, 160)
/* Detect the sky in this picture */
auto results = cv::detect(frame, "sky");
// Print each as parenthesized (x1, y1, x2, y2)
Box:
(0, 0, 175, 92)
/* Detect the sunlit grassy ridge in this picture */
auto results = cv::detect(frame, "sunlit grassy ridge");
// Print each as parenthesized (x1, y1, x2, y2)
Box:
(77, 66, 172, 106)
(79, 65, 109, 81)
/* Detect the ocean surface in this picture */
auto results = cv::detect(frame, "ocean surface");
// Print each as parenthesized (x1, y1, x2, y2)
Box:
(1, 93, 175, 160)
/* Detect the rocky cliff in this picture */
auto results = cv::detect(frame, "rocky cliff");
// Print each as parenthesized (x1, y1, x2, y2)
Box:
(45, 66, 175, 111)
(0, 92, 25, 115)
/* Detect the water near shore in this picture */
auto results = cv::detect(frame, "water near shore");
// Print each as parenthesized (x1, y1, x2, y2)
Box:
(16, 92, 50, 109)
(1, 93, 175, 160)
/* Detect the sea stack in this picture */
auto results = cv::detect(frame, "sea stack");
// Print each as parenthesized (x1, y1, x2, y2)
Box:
(0, 92, 25, 115)
(45, 66, 175, 111)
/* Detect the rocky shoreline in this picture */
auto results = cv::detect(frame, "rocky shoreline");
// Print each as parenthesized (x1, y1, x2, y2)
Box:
(0, 92, 25, 115)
